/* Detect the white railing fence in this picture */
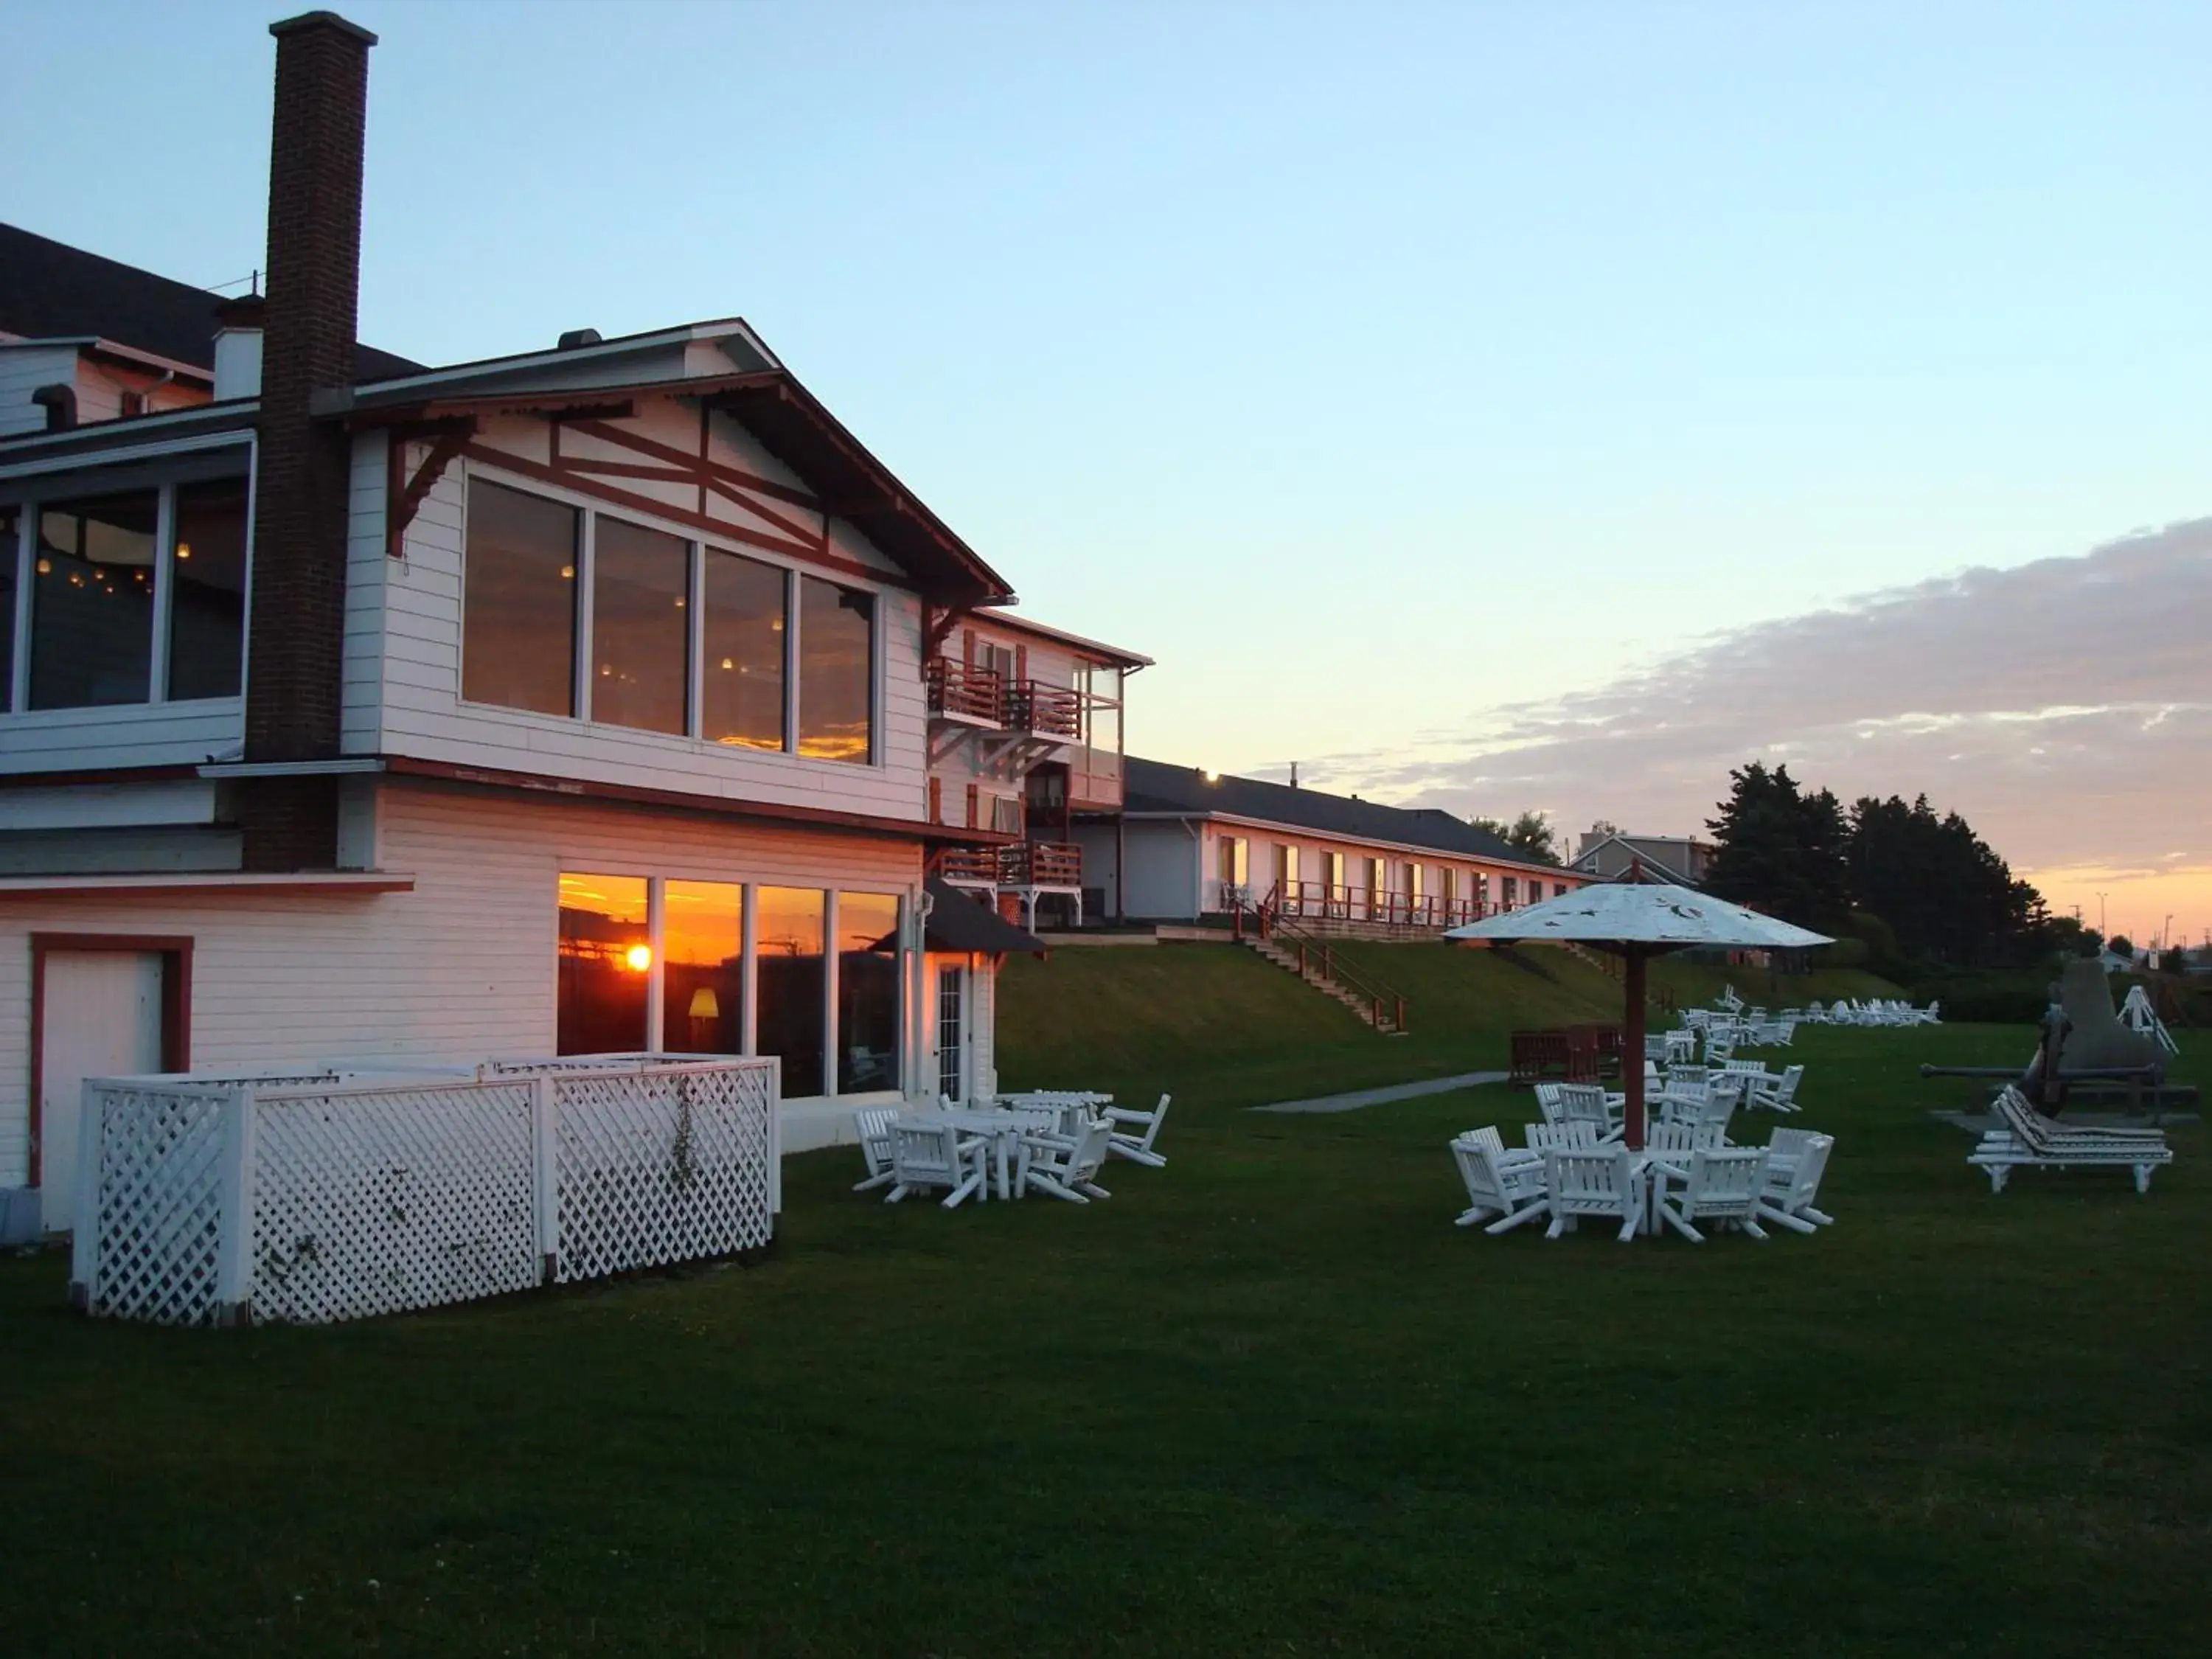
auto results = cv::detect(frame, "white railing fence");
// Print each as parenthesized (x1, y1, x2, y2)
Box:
(69, 1056, 780, 1326)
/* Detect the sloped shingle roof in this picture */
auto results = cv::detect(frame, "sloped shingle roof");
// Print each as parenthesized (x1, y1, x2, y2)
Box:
(0, 222, 422, 382)
(1122, 757, 1561, 871)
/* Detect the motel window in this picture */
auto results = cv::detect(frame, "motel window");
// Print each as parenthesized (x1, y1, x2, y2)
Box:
(167, 478, 249, 702)
(702, 548, 787, 751)
(1554, 881, 1569, 900)
(1368, 857, 1387, 894)
(756, 885, 827, 1098)
(556, 873, 650, 1054)
(1220, 836, 1248, 889)
(836, 891, 901, 1093)
(1475, 873, 1490, 909)
(0, 504, 15, 710)
(796, 576, 874, 763)
(1441, 869, 1458, 905)
(1408, 863, 1423, 902)
(1082, 662, 1123, 754)
(464, 478, 578, 717)
(1275, 843, 1295, 895)
(1323, 851, 1344, 892)
(590, 515, 689, 735)
(1503, 876, 1519, 908)
(662, 880, 744, 1054)
(29, 490, 159, 709)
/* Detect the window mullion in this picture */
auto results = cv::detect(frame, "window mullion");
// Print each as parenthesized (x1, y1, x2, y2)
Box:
(740, 883, 759, 1057)
(574, 509, 597, 721)
(645, 876, 667, 1054)
(147, 484, 175, 703)
(686, 540, 704, 737)
(782, 566, 799, 754)
(821, 888, 841, 1096)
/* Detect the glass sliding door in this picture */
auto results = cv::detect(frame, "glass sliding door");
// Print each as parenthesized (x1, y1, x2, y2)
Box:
(936, 964, 965, 1103)
(837, 891, 900, 1093)
(662, 880, 744, 1054)
(557, 873, 650, 1054)
(756, 886, 827, 1097)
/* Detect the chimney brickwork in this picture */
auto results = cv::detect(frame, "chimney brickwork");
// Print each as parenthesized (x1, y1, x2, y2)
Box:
(240, 11, 377, 870)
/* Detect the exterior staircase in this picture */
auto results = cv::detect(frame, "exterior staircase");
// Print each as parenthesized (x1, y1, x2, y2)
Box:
(1242, 934, 1408, 1035)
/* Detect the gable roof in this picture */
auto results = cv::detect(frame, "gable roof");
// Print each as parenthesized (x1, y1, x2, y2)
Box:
(1570, 834, 1701, 888)
(1121, 757, 1566, 872)
(0, 222, 422, 383)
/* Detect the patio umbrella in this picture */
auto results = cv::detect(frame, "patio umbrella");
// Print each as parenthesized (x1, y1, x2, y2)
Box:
(1444, 878, 1832, 1148)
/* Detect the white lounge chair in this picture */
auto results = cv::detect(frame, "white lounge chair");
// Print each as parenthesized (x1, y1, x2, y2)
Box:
(1544, 1146, 1645, 1242)
(1653, 1147, 1771, 1242)
(852, 1106, 900, 1192)
(1104, 1094, 1170, 1166)
(1969, 1088, 2172, 1194)
(1758, 1131, 1834, 1232)
(1451, 1133, 1551, 1233)
(1020, 1118, 1115, 1203)
(1558, 1084, 1620, 1140)
(885, 1121, 989, 1208)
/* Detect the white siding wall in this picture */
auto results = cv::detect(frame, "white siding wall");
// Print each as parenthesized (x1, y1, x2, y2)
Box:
(349, 404, 930, 825)
(0, 346, 82, 437)
(0, 781, 926, 1189)
(1119, 822, 1201, 920)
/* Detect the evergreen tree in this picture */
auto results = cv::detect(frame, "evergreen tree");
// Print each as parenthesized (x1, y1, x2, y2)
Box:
(1703, 762, 1851, 932)
(1470, 810, 1562, 866)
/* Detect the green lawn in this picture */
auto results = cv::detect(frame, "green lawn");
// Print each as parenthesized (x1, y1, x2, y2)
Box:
(1, 950, 2206, 1656)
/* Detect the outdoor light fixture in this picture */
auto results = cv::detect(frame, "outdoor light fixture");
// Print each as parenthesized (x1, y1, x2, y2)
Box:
(625, 943, 653, 972)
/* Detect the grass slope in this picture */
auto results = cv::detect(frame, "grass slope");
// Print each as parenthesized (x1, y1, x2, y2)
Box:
(1, 955, 2204, 1657)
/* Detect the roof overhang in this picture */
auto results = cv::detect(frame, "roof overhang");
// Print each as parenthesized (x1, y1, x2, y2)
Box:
(1119, 808, 1583, 877)
(972, 606, 1152, 669)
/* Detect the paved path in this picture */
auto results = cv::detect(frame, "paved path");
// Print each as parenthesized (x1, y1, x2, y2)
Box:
(1249, 1071, 1509, 1115)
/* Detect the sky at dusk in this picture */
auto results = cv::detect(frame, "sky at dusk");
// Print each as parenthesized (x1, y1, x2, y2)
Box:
(8, 0, 2208, 946)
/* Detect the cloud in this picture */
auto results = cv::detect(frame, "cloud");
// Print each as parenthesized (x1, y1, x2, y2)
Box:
(1295, 519, 2212, 885)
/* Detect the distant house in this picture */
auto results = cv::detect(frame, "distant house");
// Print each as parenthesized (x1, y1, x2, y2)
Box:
(1078, 759, 1585, 927)
(1571, 828, 1716, 888)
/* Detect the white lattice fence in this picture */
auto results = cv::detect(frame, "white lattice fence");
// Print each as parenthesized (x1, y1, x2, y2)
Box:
(72, 1057, 780, 1326)
(251, 1081, 539, 1324)
(553, 1064, 779, 1283)
(74, 1085, 231, 1326)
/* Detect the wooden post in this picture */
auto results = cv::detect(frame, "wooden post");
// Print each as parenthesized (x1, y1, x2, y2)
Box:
(1623, 949, 1648, 1150)
(532, 1074, 559, 1284)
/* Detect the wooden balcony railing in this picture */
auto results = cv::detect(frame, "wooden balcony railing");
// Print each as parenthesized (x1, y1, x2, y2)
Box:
(938, 841, 1084, 891)
(1262, 880, 1494, 929)
(925, 659, 1005, 724)
(1008, 680, 1083, 740)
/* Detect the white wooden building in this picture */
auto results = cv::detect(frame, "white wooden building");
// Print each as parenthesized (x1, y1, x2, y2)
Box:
(1083, 759, 1586, 928)
(0, 14, 1071, 1237)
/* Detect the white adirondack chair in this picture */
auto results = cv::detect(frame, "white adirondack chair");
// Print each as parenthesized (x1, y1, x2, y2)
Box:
(1758, 1132, 1835, 1232)
(1525, 1121, 1606, 1155)
(1646, 1122, 1728, 1160)
(1543, 1146, 1645, 1242)
(1020, 1118, 1115, 1203)
(852, 1106, 900, 1192)
(885, 1121, 989, 1208)
(1653, 1147, 1770, 1242)
(1451, 1133, 1551, 1233)
(1104, 1094, 1171, 1166)
(1744, 1064, 1805, 1113)
(1559, 1084, 1620, 1140)
(1532, 1082, 1567, 1125)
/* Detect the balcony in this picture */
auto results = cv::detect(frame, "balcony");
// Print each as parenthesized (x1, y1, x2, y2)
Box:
(939, 841, 1083, 893)
(925, 660, 1005, 726)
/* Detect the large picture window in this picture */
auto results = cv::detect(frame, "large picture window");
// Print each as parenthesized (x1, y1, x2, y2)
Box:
(836, 891, 900, 1093)
(167, 479, 249, 702)
(662, 880, 744, 1054)
(464, 479, 578, 717)
(29, 490, 158, 709)
(755, 886, 826, 1098)
(702, 549, 786, 751)
(591, 515, 689, 734)
(557, 873, 650, 1054)
(797, 576, 874, 763)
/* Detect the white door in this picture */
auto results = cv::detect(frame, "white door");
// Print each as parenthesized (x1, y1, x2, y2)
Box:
(39, 951, 164, 1231)
(935, 964, 967, 1104)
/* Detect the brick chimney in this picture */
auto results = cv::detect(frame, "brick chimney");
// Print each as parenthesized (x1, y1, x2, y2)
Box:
(240, 11, 377, 870)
